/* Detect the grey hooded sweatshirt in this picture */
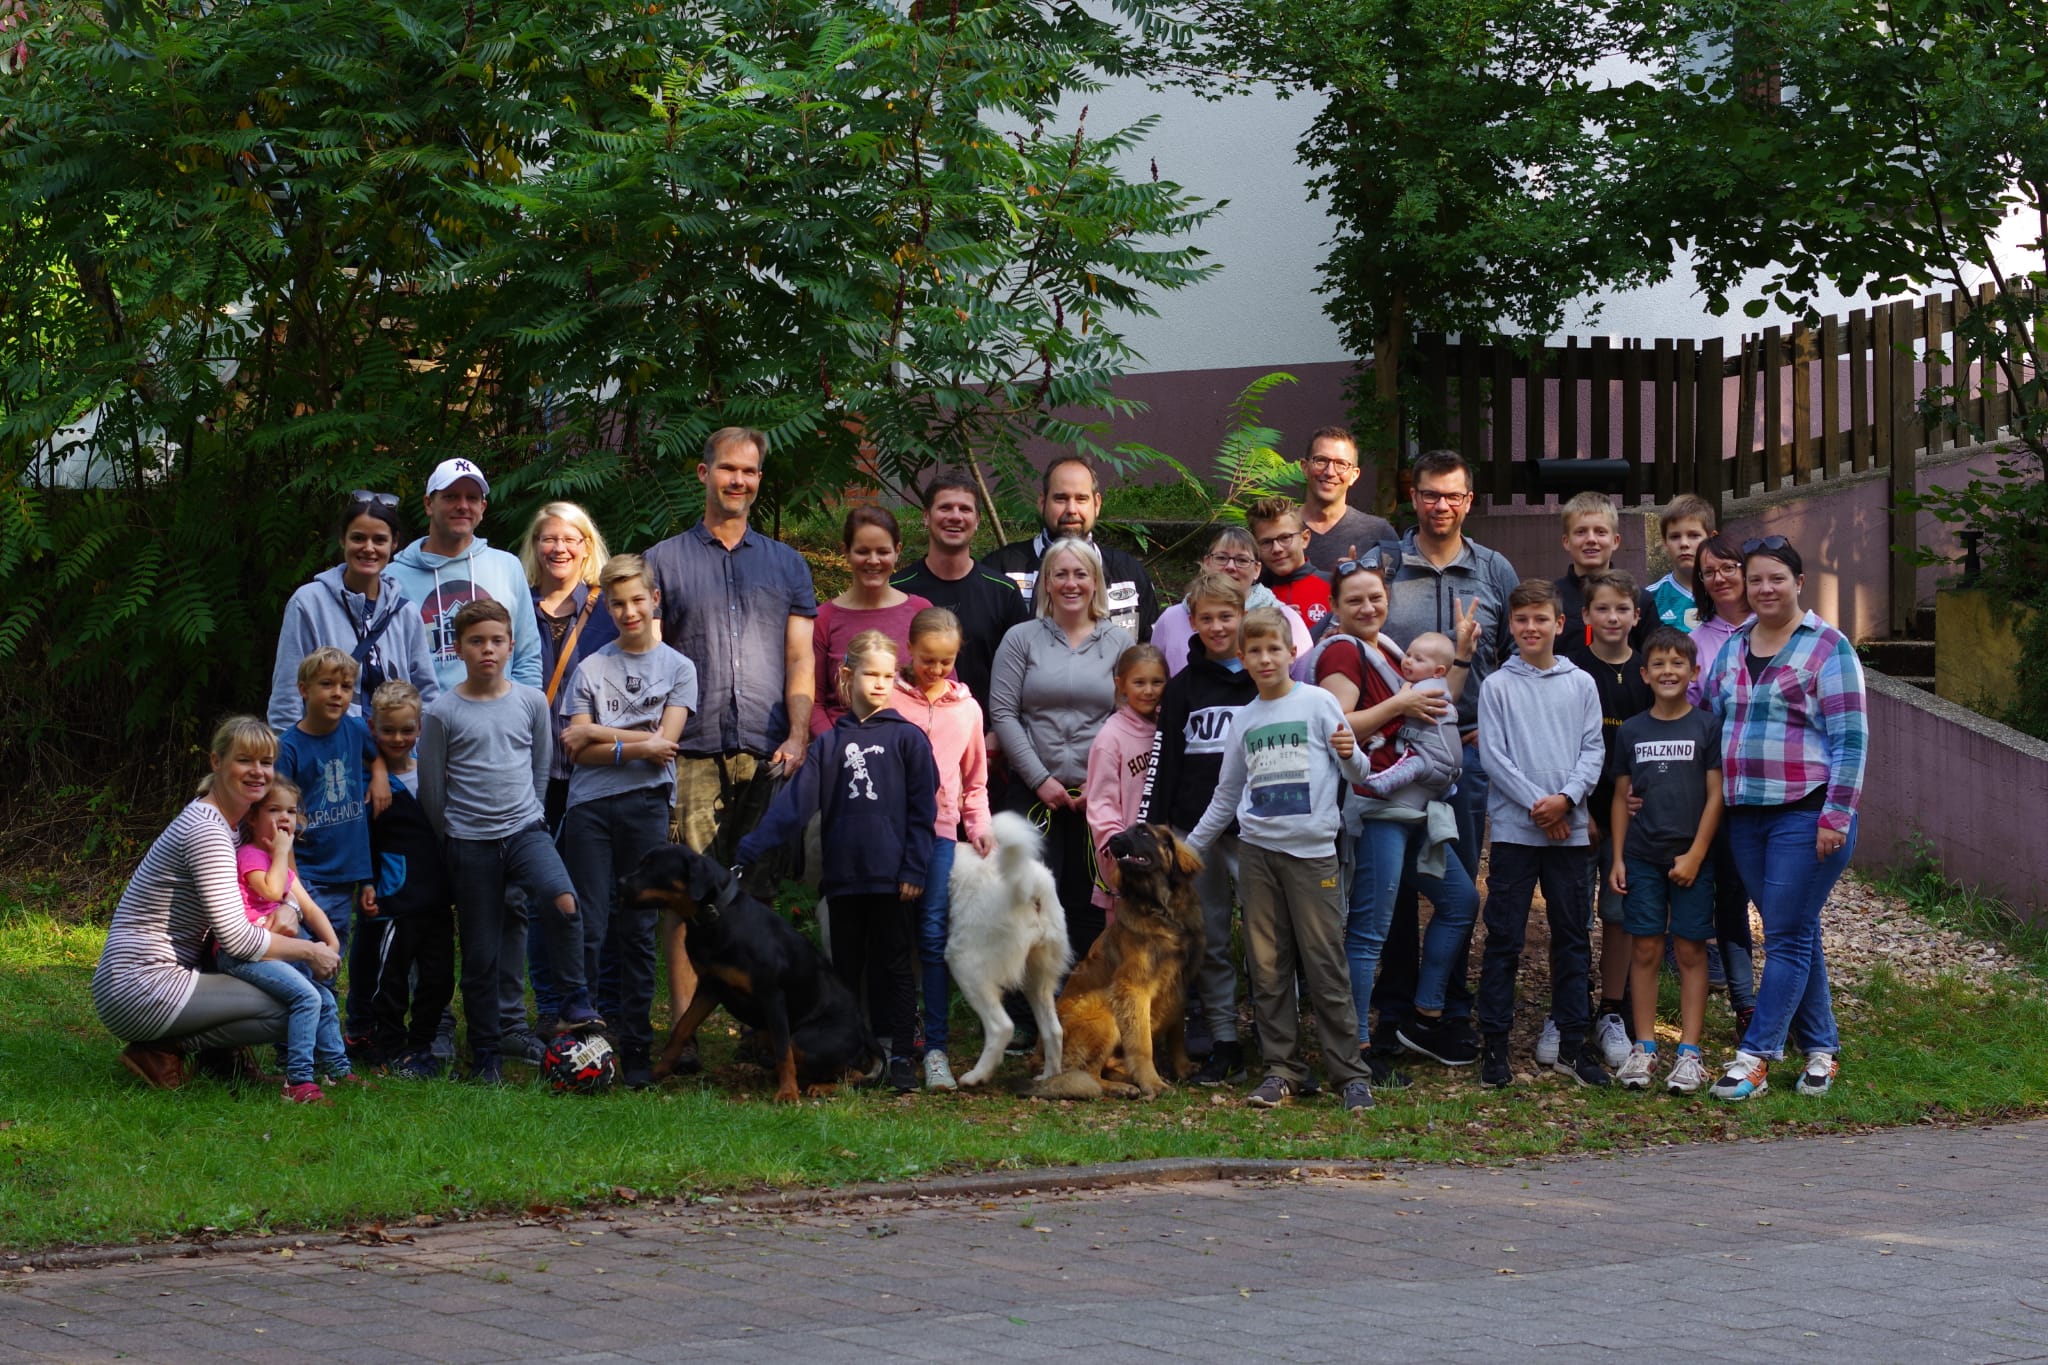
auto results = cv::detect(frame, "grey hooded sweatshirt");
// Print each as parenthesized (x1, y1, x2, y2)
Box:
(387, 535, 542, 694)
(1476, 654, 1606, 846)
(267, 565, 441, 727)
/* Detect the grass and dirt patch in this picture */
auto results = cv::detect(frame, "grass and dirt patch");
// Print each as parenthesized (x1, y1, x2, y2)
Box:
(6, 863, 2048, 1255)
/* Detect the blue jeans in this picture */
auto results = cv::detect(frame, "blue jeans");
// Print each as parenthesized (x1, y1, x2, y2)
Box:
(303, 882, 366, 1035)
(445, 823, 584, 1058)
(1348, 818, 1480, 1045)
(917, 838, 957, 1053)
(220, 952, 347, 1084)
(1730, 807, 1854, 1059)
(1371, 734, 1489, 1029)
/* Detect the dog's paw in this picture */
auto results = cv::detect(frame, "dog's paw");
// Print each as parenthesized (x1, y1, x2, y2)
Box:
(957, 1068, 994, 1088)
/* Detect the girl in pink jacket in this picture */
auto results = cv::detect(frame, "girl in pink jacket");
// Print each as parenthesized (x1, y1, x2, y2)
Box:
(1085, 645, 1170, 923)
(891, 608, 994, 1091)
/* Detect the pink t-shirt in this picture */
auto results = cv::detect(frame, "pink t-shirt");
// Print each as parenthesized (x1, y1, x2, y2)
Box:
(810, 595, 933, 736)
(235, 844, 298, 926)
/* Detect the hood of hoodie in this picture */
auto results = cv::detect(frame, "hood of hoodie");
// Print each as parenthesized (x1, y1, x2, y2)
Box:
(394, 534, 499, 571)
(1499, 653, 1581, 681)
(892, 677, 972, 710)
(310, 563, 408, 625)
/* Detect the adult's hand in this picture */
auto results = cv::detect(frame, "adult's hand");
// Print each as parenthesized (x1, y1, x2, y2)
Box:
(1817, 825, 1847, 861)
(1035, 778, 1073, 811)
(770, 732, 805, 776)
(300, 939, 341, 980)
(1395, 684, 1450, 722)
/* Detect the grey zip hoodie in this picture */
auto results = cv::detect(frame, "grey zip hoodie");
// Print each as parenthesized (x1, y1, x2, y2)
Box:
(388, 535, 542, 694)
(988, 616, 1136, 792)
(1476, 654, 1606, 846)
(267, 564, 442, 727)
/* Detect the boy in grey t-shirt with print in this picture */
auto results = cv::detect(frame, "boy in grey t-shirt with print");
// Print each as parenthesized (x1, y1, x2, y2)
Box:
(1608, 627, 1723, 1095)
(556, 554, 698, 1090)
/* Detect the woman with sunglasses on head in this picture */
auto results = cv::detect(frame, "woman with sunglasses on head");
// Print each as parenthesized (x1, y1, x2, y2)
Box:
(1697, 536, 1867, 1101)
(267, 492, 440, 728)
(1149, 526, 1311, 675)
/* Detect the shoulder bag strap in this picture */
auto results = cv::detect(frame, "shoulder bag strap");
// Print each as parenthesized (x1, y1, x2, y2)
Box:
(545, 591, 600, 706)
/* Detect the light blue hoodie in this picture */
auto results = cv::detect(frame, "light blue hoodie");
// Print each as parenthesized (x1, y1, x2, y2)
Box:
(267, 565, 441, 728)
(1477, 654, 1606, 846)
(387, 535, 542, 694)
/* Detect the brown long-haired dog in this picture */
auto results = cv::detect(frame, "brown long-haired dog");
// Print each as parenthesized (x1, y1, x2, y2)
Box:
(1028, 823, 1205, 1100)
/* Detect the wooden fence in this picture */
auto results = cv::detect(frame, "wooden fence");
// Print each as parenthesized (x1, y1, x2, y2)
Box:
(1411, 286, 2033, 631)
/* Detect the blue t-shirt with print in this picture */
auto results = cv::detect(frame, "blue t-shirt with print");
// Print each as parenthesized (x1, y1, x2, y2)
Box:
(277, 716, 378, 886)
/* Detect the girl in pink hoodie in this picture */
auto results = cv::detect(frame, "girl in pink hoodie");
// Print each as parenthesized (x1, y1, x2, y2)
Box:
(1085, 645, 1169, 924)
(891, 608, 993, 1091)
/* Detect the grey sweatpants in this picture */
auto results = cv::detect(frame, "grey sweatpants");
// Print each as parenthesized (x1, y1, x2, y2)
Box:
(1183, 828, 1242, 1044)
(165, 972, 291, 1049)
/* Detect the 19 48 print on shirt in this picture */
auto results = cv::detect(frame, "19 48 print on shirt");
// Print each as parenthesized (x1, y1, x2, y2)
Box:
(1243, 719, 1312, 817)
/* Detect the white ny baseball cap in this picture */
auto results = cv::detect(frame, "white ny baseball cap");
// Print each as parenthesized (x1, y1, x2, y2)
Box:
(425, 457, 490, 497)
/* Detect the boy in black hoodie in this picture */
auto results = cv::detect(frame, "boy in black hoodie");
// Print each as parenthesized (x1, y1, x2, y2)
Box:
(1139, 573, 1259, 1085)
(738, 630, 938, 1093)
(363, 681, 456, 1078)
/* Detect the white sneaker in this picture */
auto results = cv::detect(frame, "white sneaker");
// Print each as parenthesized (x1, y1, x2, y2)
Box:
(1533, 1017, 1561, 1067)
(1616, 1045, 1657, 1091)
(1666, 1051, 1710, 1095)
(922, 1049, 958, 1092)
(1595, 1013, 1631, 1071)
(1794, 1051, 1839, 1096)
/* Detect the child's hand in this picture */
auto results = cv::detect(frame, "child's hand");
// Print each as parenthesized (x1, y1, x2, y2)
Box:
(1669, 850, 1703, 887)
(1587, 815, 1603, 844)
(1330, 724, 1357, 759)
(1541, 818, 1572, 843)
(641, 735, 681, 765)
(1530, 793, 1570, 828)
(1609, 862, 1629, 896)
(369, 771, 392, 817)
(898, 882, 922, 902)
(559, 721, 604, 761)
(972, 832, 995, 857)
(359, 884, 379, 918)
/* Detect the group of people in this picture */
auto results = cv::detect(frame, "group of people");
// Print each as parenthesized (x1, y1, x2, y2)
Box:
(92, 423, 1868, 1112)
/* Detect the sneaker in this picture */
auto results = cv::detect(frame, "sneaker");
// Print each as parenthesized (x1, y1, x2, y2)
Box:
(394, 1050, 441, 1080)
(620, 1057, 655, 1092)
(1553, 1045, 1612, 1088)
(1481, 1037, 1513, 1088)
(324, 1071, 376, 1091)
(1245, 1075, 1297, 1108)
(1004, 1022, 1039, 1056)
(1395, 1016, 1479, 1067)
(1666, 1051, 1710, 1095)
(922, 1049, 958, 1092)
(670, 1039, 703, 1075)
(504, 1031, 547, 1066)
(1710, 1051, 1769, 1101)
(1533, 1017, 1561, 1067)
(887, 1055, 919, 1093)
(430, 1020, 457, 1062)
(1191, 1041, 1247, 1087)
(1616, 1045, 1657, 1091)
(1341, 1078, 1375, 1113)
(1794, 1051, 1839, 1096)
(1363, 1052, 1413, 1089)
(466, 1053, 504, 1085)
(1594, 1014, 1631, 1071)
(558, 1001, 606, 1031)
(282, 1081, 330, 1105)
(534, 1014, 560, 1042)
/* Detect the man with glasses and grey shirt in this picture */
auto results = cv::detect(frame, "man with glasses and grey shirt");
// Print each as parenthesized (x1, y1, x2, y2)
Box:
(1298, 426, 1397, 574)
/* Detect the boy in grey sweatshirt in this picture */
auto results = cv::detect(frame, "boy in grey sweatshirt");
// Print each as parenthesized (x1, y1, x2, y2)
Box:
(1474, 579, 1609, 1090)
(1187, 609, 1377, 1114)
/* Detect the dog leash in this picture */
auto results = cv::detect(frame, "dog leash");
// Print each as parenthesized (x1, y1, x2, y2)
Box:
(1028, 788, 1103, 894)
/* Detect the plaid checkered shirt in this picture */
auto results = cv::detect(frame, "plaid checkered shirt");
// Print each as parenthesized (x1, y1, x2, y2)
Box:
(1698, 610, 1867, 833)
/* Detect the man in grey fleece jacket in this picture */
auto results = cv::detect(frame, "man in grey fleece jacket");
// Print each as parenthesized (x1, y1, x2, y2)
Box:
(1473, 580, 1609, 1088)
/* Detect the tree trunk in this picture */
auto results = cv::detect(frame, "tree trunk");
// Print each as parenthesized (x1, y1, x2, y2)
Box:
(1364, 289, 1407, 518)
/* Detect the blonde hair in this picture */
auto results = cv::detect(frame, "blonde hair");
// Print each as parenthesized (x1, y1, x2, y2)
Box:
(1239, 606, 1291, 648)
(196, 715, 277, 796)
(242, 776, 303, 841)
(370, 679, 423, 723)
(1033, 538, 1111, 622)
(1182, 571, 1246, 613)
(1244, 495, 1303, 533)
(908, 606, 962, 648)
(841, 628, 901, 676)
(598, 551, 652, 597)
(1560, 491, 1620, 535)
(1660, 493, 1717, 535)
(519, 501, 611, 588)
(297, 646, 358, 688)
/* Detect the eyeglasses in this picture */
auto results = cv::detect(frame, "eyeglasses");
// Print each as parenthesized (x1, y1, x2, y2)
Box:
(349, 489, 399, 509)
(1415, 488, 1472, 506)
(1255, 532, 1300, 551)
(538, 534, 587, 548)
(1700, 563, 1744, 581)
(1204, 552, 1257, 569)
(1742, 535, 1790, 554)
(1306, 456, 1357, 473)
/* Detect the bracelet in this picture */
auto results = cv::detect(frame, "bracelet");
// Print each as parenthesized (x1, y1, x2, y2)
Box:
(1453, 657, 1474, 668)
(613, 739, 624, 766)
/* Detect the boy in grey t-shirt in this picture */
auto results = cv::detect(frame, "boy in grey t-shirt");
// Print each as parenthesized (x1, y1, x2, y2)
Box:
(419, 599, 601, 1081)
(555, 555, 698, 1088)
(1608, 627, 1724, 1095)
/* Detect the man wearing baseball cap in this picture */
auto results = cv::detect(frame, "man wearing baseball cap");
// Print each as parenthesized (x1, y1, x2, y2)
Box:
(388, 457, 542, 691)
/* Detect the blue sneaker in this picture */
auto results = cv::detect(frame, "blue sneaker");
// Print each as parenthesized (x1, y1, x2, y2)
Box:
(1710, 1052, 1769, 1101)
(394, 1050, 442, 1080)
(558, 998, 606, 1031)
(465, 1052, 504, 1085)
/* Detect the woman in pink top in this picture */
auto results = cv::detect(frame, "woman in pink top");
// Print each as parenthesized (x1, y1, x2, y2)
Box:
(1084, 644, 1169, 923)
(1685, 530, 1759, 1031)
(889, 608, 991, 1091)
(812, 506, 932, 736)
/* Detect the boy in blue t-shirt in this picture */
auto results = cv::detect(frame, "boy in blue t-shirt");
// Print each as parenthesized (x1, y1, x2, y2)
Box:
(276, 647, 389, 1041)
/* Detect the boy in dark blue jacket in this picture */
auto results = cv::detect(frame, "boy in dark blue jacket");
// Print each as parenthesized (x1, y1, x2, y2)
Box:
(362, 682, 456, 1078)
(739, 630, 938, 1092)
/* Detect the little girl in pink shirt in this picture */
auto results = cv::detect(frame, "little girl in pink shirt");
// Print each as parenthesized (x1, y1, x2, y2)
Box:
(1085, 645, 1170, 922)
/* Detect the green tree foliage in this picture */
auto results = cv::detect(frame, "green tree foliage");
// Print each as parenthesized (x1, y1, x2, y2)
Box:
(0, 0, 1213, 767)
(1162, 0, 1672, 498)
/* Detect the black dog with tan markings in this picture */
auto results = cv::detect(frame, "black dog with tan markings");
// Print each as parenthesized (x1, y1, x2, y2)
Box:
(621, 843, 879, 1102)
(1028, 823, 1206, 1100)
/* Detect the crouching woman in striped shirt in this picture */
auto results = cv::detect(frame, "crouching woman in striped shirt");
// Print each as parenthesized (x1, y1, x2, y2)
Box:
(1696, 538, 1868, 1102)
(92, 716, 343, 1090)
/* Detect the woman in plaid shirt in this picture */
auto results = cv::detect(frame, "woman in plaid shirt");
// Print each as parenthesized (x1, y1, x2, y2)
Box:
(1695, 537, 1867, 1102)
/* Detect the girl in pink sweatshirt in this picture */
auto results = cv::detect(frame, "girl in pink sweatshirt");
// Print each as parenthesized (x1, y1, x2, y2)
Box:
(891, 607, 993, 1091)
(1085, 644, 1169, 923)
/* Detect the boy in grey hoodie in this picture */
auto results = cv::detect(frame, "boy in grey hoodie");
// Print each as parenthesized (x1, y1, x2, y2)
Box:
(1474, 579, 1610, 1089)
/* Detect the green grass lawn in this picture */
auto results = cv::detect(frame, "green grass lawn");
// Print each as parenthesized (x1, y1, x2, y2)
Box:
(7, 896, 2048, 1254)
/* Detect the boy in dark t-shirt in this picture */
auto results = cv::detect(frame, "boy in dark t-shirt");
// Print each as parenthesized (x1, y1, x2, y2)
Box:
(1607, 627, 1723, 1095)
(364, 681, 455, 1077)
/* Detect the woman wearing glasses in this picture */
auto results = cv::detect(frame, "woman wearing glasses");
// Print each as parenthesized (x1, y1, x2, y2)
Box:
(1686, 531, 1762, 1037)
(519, 502, 619, 824)
(1149, 526, 1311, 674)
(1697, 536, 1867, 1101)
(266, 491, 440, 727)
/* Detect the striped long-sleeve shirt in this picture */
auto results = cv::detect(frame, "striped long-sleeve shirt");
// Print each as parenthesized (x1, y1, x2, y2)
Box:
(91, 801, 273, 1042)
(1699, 610, 1868, 833)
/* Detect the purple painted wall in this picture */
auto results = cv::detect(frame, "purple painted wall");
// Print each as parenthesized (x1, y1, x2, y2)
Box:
(1858, 672, 2048, 916)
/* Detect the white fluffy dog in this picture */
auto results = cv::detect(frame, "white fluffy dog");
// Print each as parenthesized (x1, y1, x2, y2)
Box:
(945, 810, 1073, 1087)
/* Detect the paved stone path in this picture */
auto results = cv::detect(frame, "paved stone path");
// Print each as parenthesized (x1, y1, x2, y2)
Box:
(9, 1120, 2048, 1363)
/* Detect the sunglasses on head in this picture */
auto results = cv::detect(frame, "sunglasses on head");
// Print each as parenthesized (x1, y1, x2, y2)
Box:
(1741, 535, 1790, 555)
(349, 490, 399, 510)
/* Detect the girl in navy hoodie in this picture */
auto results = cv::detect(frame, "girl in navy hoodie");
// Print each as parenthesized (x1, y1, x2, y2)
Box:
(738, 630, 938, 1093)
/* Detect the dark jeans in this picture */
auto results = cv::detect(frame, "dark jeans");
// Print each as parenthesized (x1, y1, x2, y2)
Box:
(1710, 824, 1759, 1013)
(830, 892, 917, 1060)
(1372, 734, 1489, 1030)
(445, 823, 583, 1058)
(367, 910, 457, 1057)
(1477, 841, 1594, 1047)
(558, 785, 670, 1061)
(1006, 794, 1104, 963)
